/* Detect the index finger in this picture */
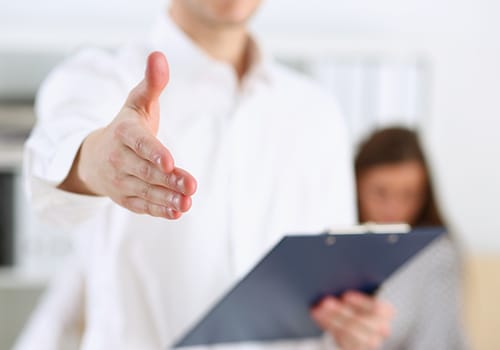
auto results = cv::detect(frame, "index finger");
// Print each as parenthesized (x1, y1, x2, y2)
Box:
(115, 122, 174, 173)
(171, 167, 197, 197)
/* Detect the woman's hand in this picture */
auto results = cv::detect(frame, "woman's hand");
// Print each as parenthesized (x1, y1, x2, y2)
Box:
(311, 291, 395, 350)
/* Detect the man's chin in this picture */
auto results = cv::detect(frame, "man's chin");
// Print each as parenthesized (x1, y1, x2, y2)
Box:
(206, 10, 255, 28)
(215, 18, 249, 28)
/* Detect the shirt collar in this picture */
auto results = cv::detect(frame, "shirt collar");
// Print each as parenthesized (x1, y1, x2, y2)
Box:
(149, 12, 275, 86)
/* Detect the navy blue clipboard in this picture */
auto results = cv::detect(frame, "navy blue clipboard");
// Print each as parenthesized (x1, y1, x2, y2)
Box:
(173, 226, 445, 348)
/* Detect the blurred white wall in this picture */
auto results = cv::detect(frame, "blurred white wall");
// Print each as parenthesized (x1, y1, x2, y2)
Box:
(254, 0, 500, 252)
(254, 0, 500, 253)
(1, 0, 499, 252)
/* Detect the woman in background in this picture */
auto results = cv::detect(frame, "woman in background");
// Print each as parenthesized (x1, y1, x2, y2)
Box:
(355, 127, 442, 227)
(313, 127, 469, 349)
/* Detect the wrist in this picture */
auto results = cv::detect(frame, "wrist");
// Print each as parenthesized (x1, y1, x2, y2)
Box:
(58, 128, 104, 196)
(78, 128, 106, 196)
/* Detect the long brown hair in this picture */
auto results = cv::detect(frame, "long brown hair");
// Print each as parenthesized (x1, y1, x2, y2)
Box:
(355, 127, 445, 227)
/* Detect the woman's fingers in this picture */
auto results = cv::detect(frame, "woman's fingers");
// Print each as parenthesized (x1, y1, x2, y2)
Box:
(336, 323, 382, 350)
(343, 291, 396, 317)
(343, 292, 395, 337)
(311, 297, 342, 330)
(311, 294, 395, 350)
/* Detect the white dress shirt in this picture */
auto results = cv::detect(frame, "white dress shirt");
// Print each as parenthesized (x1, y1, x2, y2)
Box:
(23, 14, 356, 350)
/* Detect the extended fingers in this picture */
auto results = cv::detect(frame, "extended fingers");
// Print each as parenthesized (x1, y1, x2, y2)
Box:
(123, 197, 181, 220)
(117, 148, 196, 196)
(114, 121, 174, 172)
(117, 175, 192, 212)
(171, 167, 197, 196)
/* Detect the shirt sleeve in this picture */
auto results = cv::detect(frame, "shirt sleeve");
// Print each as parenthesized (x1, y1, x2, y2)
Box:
(24, 48, 129, 229)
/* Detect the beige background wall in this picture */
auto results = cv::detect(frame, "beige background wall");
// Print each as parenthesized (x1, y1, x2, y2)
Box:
(464, 255, 500, 350)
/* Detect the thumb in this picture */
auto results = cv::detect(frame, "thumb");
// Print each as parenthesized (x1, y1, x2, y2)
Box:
(126, 51, 170, 117)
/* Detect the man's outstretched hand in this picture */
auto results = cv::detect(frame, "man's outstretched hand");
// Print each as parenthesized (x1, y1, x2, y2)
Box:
(59, 52, 197, 220)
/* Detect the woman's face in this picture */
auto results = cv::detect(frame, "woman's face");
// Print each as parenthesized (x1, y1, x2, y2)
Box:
(357, 160, 428, 225)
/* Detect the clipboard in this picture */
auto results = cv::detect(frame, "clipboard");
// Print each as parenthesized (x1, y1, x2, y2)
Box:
(173, 225, 445, 348)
